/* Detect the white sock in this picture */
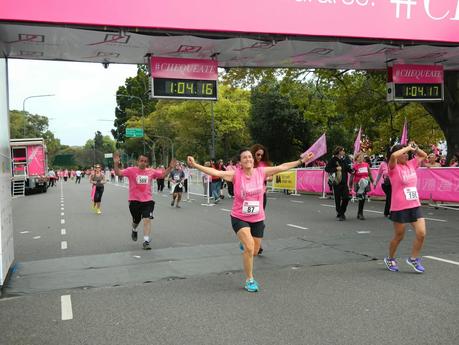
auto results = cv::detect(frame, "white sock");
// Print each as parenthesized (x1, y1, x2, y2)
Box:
(144, 236, 150, 242)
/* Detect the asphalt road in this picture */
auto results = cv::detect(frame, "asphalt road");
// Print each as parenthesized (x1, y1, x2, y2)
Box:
(1, 178, 458, 345)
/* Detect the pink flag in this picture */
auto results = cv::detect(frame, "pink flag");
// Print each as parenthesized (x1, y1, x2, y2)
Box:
(400, 119, 408, 145)
(301, 133, 327, 164)
(353, 127, 362, 156)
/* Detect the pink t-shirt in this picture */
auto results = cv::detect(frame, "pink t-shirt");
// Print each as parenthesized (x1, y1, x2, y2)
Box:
(121, 167, 163, 202)
(231, 167, 266, 222)
(353, 162, 370, 185)
(388, 158, 421, 212)
(377, 161, 389, 180)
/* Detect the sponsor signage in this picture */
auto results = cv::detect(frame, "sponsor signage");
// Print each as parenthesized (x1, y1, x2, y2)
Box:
(150, 57, 218, 100)
(387, 64, 444, 102)
(2, 0, 459, 43)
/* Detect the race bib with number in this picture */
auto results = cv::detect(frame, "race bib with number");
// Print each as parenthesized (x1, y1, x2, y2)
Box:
(403, 187, 419, 201)
(358, 167, 368, 174)
(174, 175, 181, 181)
(242, 200, 260, 215)
(136, 175, 149, 184)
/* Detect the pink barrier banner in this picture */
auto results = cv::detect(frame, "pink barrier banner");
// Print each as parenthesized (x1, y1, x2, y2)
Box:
(298, 167, 459, 203)
(2, 1, 459, 43)
(150, 57, 218, 80)
(296, 169, 326, 193)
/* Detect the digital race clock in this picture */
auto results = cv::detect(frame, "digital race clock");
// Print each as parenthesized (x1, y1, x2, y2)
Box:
(152, 78, 217, 100)
(386, 64, 444, 102)
(394, 83, 443, 100)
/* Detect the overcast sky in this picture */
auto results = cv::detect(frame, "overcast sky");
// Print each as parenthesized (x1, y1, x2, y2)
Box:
(8, 59, 138, 146)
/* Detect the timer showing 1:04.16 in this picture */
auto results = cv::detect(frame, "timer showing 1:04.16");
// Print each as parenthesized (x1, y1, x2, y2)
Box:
(151, 78, 217, 99)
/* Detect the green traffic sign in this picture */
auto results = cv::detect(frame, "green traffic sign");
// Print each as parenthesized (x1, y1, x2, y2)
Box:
(125, 128, 144, 138)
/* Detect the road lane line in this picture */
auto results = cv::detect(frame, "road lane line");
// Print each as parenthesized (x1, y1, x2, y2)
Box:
(320, 204, 446, 222)
(61, 219, 65, 224)
(290, 200, 304, 204)
(61, 212, 64, 216)
(287, 224, 308, 230)
(61, 241, 67, 249)
(357, 231, 371, 234)
(61, 295, 73, 320)
(424, 256, 459, 266)
(220, 208, 231, 212)
(61, 207, 64, 211)
(61, 229, 66, 235)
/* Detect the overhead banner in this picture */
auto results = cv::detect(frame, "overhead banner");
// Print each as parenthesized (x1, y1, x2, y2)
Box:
(389, 64, 444, 84)
(2, 0, 459, 43)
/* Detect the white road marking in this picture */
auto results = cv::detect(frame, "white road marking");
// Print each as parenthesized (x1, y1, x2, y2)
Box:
(61, 219, 65, 224)
(61, 229, 66, 235)
(33, 236, 41, 239)
(287, 224, 308, 230)
(20, 231, 30, 234)
(61, 241, 67, 249)
(61, 212, 64, 216)
(220, 208, 231, 212)
(290, 200, 304, 204)
(356, 231, 371, 234)
(267, 197, 277, 200)
(61, 295, 73, 320)
(424, 256, 459, 266)
(320, 204, 447, 222)
(61, 207, 64, 211)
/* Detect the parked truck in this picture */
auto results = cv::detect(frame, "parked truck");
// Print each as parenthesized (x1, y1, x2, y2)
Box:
(10, 138, 49, 196)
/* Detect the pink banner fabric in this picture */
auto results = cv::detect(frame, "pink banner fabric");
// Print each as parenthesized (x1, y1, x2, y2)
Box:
(3, 1, 459, 43)
(353, 128, 361, 156)
(400, 120, 408, 145)
(296, 168, 459, 203)
(301, 133, 327, 165)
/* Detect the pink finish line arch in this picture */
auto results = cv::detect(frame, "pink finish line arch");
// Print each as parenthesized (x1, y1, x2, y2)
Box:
(2, 0, 459, 43)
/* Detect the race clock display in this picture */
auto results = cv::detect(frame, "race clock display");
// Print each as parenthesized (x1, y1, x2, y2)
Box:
(152, 78, 217, 100)
(393, 83, 443, 101)
(387, 82, 444, 102)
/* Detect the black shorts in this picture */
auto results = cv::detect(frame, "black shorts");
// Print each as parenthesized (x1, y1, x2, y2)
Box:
(230, 216, 265, 238)
(93, 186, 104, 202)
(129, 200, 155, 224)
(173, 183, 183, 193)
(390, 206, 423, 224)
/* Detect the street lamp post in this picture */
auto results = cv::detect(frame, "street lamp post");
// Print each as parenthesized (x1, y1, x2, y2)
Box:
(116, 94, 145, 154)
(22, 94, 55, 137)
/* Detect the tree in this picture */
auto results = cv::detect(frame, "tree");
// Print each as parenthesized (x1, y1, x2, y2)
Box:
(422, 71, 459, 162)
(112, 65, 157, 148)
(249, 79, 312, 163)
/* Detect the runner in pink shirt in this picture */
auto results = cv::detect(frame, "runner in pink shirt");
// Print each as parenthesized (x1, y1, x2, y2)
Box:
(187, 149, 314, 293)
(350, 152, 373, 220)
(384, 142, 428, 273)
(114, 152, 175, 250)
(251, 144, 273, 255)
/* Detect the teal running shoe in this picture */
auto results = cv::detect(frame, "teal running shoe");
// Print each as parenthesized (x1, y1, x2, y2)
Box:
(244, 278, 259, 292)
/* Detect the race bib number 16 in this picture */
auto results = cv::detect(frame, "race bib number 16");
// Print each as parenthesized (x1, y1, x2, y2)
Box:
(136, 175, 149, 184)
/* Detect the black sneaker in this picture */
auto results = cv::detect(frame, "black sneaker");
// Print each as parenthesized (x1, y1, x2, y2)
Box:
(131, 230, 138, 242)
(171, 201, 175, 207)
(143, 241, 151, 250)
(258, 247, 264, 255)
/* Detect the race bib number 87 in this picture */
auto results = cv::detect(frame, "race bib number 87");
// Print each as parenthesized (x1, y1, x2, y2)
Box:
(242, 200, 260, 215)
(136, 175, 149, 185)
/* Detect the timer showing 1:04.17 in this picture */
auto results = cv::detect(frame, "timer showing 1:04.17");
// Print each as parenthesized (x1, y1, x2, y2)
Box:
(394, 83, 443, 100)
